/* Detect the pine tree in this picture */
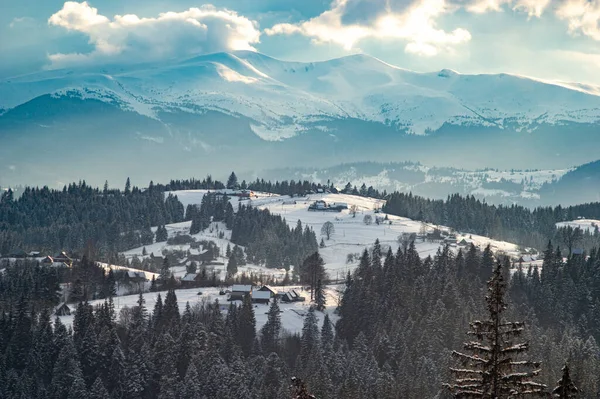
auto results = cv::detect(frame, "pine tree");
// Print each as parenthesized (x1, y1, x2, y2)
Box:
(315, 279, 326, 311)
(261, 298, 282, 354)
(160, 256, 171, 284)
(238, 295, 256, 357)
(291, 377, 316, 399)
(178, 363, 202, 398)
(68, 374, 89, 399)
(51, 340, 85, 399)
(125, 177, 131, 194)
(227, 251, 238, 276)
(444, 261, 548, 397)
(552, 364, 579, 398)
(90, 377, 110, 399)
(227, 172, 239, 189)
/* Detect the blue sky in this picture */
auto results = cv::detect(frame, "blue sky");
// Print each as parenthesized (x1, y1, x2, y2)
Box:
(2, 0, 600, 83)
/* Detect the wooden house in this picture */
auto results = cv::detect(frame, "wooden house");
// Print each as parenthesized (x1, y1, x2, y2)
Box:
(55, 303, 71, 316)
(229, 284, 252, 301)
(252, 290, 271, 304)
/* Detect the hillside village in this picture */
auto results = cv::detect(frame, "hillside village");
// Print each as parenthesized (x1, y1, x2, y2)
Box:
(0, 188, 553, 327)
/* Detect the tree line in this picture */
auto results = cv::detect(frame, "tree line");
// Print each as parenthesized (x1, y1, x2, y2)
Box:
(383, 192, 600, 250)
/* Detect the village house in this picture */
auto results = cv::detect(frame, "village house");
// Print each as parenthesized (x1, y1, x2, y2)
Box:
(252, 290, 271, 304)
(229, 284, 252, 301)
(180, 273, 203, 288)
(54, 303, 71, 316)
(257, 285, 278, 298)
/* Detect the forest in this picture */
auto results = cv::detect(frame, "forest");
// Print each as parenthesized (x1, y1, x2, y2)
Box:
(1, 238, 599, 397)
(2, 174, 600, 398)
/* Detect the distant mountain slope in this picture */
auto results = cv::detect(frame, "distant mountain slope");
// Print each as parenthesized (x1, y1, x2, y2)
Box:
(257, 161, 574, 205)
(1, 51, 600, 186)
(539, 160, 600, 204)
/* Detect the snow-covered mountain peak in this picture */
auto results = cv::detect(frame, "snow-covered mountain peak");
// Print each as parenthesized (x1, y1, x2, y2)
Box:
(2, 51, 600, 137)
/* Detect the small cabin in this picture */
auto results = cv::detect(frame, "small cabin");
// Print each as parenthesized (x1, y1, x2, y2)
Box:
(258, 285, 277, 298)
(229, 284, 252, 301)
(55, 303, 71, 316)
(252, 290, 271, 304)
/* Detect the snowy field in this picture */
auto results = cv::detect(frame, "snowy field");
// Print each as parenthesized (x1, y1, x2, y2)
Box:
(162, 190, 522, 278)
(58, 285, 340, 335)
(556, 219, 600, 233)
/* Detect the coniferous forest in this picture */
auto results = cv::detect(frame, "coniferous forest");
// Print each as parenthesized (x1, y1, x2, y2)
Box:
(2, 176, 600, 397)
(1, 239, 600, 397)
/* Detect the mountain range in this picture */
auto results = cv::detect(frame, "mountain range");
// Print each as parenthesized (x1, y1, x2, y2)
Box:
(1, 51, 600, 187)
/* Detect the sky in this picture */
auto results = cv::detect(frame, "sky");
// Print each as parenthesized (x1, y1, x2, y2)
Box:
(2, 0, 600, 84)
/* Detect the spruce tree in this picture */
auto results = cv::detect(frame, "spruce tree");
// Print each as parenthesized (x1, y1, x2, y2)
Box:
(261, 298, 282, 354)
(444, 261, 547, 397)
(90, 377, 110, 399)
(68, 374, 89, 399)
(238, 295, 256, 357)
(552, 364, 578, 398)
(227, 172, 238, 189)
(315, 279, 326, 311)
(227, 252, 238, 276)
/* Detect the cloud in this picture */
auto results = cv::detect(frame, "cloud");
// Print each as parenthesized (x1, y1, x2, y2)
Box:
(556, 0, 600, 40)
(9, 17, 35, 28)
(466, 0, 550, 17)
(47, 1, 261, 68)
(265, 0, 472, 56)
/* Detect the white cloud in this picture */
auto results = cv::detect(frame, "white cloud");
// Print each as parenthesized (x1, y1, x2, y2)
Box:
(265, 0, 472, 56)
(8, 165, 16, 171)
(556, 0, 600, 40)
(47, 1, 261, 68)
(9, 17, 35, 28)
(467, 0, 549, 17)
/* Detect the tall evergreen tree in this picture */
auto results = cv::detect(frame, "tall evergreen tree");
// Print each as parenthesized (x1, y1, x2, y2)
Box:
(552, 364, 579, 398)
(261, 298, 282, 354)
(445, 261, 547, 397)
(238, 295, 256, 357)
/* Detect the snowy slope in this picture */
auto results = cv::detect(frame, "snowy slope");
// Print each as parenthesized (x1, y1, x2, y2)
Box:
(58, 285, 341, 335)
(556, 219, 600, 233)
(2, 51, 600, 137)
(165, 190, 522, 277)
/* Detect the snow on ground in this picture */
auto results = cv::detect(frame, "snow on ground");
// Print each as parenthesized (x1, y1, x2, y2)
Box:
(58, 285, 340, 335)
(160, 191, 522, 278)
(556, 219, 600, 233)
(256, 193, 521, 275)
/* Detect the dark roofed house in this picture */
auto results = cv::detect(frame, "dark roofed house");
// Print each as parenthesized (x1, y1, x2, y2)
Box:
(252, 290, 271, 304)
(458, 239, 469, 247)
(229, 284, 252, 301)
(41, 256, 54, 265)
(181, 273, 202, 287)
(280, 289, 305, 302)
(572, 248, 585, 256)
(9, 249, 27, 258)
(55, 303, 71, 316)
(53, 251, 73, 266)
(281, 292, 295, 303)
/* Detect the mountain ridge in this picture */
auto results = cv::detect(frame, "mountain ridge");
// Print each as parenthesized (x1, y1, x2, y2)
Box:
(2, 51, 600, 186)
(2, 51, 600, 137)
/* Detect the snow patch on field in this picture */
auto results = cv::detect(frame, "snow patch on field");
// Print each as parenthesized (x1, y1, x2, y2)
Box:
(556, 219, 600, 233)
(59, 286, 340, 335)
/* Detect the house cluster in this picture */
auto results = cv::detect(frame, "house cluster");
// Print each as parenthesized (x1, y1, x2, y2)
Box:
(1, 249, 74, 268)
(308, 200, 349, 212)
(212, 189, 256, 199)
(227, 285, 305, 304)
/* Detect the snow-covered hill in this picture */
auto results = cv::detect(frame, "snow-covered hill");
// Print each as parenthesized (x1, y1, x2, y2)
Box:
(2, 51, 600, 137)
(154, 190, 523, 275)
(258, 162, 575, 205)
